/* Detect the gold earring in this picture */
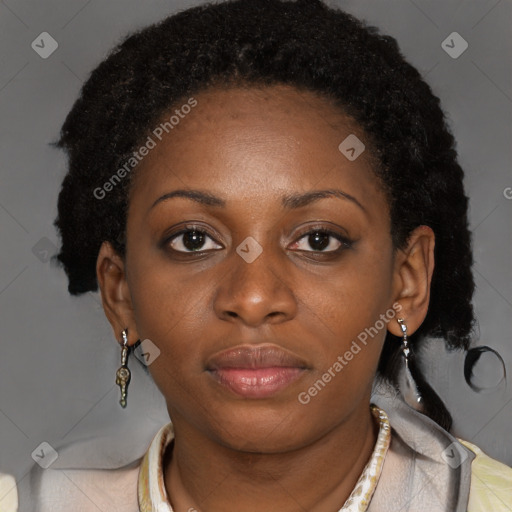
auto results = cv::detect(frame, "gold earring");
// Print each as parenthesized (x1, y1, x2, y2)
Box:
(115, 328, 131, 408)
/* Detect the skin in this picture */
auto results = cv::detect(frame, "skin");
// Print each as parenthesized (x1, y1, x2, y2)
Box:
(96, 84, 435, 512)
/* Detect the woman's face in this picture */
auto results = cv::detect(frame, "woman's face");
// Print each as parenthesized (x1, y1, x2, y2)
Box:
(116, 85, 403, 452)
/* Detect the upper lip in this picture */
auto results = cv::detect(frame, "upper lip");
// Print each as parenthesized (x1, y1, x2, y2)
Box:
(206, 344, 309, 370)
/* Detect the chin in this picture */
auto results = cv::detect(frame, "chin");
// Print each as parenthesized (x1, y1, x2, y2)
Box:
(203, 401, 317, 453)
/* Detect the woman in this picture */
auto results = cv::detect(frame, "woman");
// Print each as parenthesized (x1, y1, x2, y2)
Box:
(12, 0, 512, 510)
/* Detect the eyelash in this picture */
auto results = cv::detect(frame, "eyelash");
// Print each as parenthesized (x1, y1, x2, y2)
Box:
(163, 224, 353, 256)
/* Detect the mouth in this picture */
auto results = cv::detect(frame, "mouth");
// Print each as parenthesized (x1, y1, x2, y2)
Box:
(205, 344, 309, 399)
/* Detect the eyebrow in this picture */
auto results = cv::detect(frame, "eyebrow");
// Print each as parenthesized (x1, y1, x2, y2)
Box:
(149, 188, 366, 213)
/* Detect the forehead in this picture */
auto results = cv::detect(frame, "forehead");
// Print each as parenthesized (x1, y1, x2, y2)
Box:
(128, 84, 387, 218)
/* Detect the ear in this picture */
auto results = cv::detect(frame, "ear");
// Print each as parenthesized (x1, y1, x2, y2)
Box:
(388, 225, 435, 337)
(96, 241, 139, 345)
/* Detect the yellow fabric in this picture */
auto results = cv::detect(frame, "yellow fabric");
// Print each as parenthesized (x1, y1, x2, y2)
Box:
(0, 473, 18, 512)
(459, 439, 512, 511)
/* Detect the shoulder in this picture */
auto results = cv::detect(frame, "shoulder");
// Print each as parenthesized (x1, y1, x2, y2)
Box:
(16, 459, 141, 512)
(458, 439, 512, 512)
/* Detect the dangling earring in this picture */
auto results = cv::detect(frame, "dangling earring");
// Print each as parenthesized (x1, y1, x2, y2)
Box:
(396, 318, 424, 412)
(115, 328, 131, 408)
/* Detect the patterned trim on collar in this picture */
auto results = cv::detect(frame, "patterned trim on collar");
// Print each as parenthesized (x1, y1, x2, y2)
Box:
(138, 421, 175, 512)
(137, 405, 391, 512)
(340, 405, 391, 511)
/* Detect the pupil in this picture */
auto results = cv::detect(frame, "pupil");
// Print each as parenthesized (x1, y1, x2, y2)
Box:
(309, 231, 329, 251)
(183, 230, 205, 251)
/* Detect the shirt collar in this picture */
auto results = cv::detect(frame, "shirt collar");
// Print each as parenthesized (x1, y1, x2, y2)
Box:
(138, 421, 175, 512)
(137, 406, 391, 512)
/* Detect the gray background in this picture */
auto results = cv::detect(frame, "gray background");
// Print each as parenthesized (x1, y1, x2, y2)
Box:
(0, 0, 511, 492)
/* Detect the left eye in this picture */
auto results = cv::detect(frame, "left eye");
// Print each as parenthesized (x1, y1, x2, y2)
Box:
(291, 230, 350, 252)
(167, 229, 222, 253)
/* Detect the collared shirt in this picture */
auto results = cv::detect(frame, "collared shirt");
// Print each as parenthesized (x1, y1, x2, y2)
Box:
(135, 390, 512, 512)
(13, 381, 512, 511)
(138, 405, 392, 512)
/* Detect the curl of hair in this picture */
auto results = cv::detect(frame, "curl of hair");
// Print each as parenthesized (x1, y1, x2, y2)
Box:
(53, 0, 475, 430)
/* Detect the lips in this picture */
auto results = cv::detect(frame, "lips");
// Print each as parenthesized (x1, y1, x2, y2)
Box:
(206, 344, 309, 398)
(207, 345, 308, 370)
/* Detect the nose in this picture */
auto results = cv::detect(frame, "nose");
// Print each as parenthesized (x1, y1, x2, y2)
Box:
(213, 243, 298, 327)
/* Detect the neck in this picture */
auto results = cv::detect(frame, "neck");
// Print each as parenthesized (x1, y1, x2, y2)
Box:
(164, 403, 379, 512)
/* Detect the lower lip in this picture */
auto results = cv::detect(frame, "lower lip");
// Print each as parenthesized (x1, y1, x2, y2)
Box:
(208, 367, 305, 398)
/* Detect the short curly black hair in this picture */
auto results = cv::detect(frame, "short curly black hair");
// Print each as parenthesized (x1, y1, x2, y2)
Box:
(53, 0, 475, 431)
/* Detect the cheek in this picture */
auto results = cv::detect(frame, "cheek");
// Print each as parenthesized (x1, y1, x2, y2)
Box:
(294, 246, 394, 380)
(125, 254, 202, 367)
(303, 247, 392, 330)
(298, 278, 387, 368)
(128, 270, 207, 405)
(294, 294, 388, 417)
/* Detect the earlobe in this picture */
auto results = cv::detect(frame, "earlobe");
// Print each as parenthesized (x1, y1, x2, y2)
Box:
(388, 225, 435, 337)
(96, 241, 139, 342)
